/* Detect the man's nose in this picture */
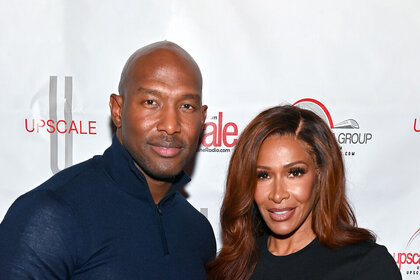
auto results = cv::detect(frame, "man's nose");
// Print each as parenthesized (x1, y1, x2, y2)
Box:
(157, 106, 181, 135)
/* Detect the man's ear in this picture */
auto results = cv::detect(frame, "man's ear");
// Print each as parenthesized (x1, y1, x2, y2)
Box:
(110, 93, 123, 128)
(201, 105, 208, 129)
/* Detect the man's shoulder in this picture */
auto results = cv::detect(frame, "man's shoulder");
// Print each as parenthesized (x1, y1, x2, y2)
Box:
(3, 157, 102, 221)
(172, 193, 208, 219)
(36, 155, 105, 192)
(171, 193, 215, 234)
(10, 155, 110, 215)
(0, 155, 109, 248)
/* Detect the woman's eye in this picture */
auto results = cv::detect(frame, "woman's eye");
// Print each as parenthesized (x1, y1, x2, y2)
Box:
(145, 100, 155, 105)
(288, 167, 306, 177)
(257, 171, 269, 179)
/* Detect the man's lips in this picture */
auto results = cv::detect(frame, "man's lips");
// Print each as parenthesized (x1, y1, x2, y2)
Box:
(268, 208, 295, 222)
(150, 142, 183, 157)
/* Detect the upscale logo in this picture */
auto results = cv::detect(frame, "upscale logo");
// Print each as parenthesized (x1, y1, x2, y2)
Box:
(24, 76, 97, 174)
(393, 228, 420, 276)
(414, 118, 419, 132)
(25, 119, 96, 134)
(293, 98, 373, 156)
(199, 112, 238, 153)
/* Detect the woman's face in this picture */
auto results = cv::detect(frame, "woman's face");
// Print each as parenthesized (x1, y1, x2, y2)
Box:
(254, 134, 317, 238)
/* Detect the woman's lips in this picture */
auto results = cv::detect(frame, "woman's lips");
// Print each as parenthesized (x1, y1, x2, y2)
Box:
(268, 208, 295, 222)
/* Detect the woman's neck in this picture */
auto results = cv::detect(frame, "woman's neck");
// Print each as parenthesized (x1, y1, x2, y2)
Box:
(267, 227, 316, 256)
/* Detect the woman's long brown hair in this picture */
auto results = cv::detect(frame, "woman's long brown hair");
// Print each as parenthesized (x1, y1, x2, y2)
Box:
(207, 105, 375, 280)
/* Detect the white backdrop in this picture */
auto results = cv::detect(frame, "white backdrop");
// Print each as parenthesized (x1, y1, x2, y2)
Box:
(1, 0, 420, 277)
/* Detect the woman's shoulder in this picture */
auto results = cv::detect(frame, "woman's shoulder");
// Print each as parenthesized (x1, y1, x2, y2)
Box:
(328, 240, 402, 280)
(334, 239, 384, 255)
(333, 240, 395, 263)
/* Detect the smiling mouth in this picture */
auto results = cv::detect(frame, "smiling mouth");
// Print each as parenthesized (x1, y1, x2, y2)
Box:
(273, 210, 290, 215)
(268, 208, 295, 222)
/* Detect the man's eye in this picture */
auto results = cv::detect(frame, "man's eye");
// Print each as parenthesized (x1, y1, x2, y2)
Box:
(288, 167, 306, 178)
(257, 171, 269, 180)
(181, 104, 195, 111)
(145, 100, 155, 105)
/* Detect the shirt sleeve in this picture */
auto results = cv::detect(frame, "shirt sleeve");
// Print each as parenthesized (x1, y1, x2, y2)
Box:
(195, 210, 216, 265)
(202, 221, 217, 264)
(0, 190, 81, 279)
(356, 243, 402, 280)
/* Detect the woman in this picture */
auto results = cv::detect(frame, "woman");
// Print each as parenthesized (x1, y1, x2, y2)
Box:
(207, 105, 401, 280)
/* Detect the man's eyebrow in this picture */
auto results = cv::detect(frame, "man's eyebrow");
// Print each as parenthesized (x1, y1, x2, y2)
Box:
(182, 93, 201, 101)
(136, 87, 160, 95)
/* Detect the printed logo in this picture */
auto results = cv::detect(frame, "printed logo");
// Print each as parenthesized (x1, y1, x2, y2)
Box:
(199, 112, 238, 153)
(393, 228, 420, 276)
(414, 118, 419, 132)
(407, 229, 420, 248)
(293, 98, 373, 156)
(24, 76, 97, 174)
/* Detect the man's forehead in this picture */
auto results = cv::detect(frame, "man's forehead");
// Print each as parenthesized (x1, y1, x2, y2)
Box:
(136, 86, 201, 98)
(133, 49, 193, 72)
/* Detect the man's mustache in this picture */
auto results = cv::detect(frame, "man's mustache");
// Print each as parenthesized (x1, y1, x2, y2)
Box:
(148, 135, 185, 149)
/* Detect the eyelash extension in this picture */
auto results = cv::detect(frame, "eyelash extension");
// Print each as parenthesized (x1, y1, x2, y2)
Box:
(289, 167, 306, 177)
(257, 171, 269, 179)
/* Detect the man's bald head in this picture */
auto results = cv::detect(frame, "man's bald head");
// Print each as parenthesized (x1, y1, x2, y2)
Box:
(118, 41, 202, 97)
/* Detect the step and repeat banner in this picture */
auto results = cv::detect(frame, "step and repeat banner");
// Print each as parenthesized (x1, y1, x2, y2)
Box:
(1, 0, 419, 277)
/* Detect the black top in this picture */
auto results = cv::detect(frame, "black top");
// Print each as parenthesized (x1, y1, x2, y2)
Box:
(250, 234, 402, 280)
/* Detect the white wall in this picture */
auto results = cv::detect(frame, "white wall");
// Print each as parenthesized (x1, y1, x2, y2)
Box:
(1, 0, 419, 277)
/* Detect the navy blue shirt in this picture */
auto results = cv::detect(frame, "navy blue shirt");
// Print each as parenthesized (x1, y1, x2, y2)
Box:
(0, 136, 216, 279)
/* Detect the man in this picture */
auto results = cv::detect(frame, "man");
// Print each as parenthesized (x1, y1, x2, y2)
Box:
(0, 41, 216, 279)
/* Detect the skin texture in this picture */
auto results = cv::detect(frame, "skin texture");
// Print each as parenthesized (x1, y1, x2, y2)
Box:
(110, 41, 207, 203)
(254, 134, 317, 256)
